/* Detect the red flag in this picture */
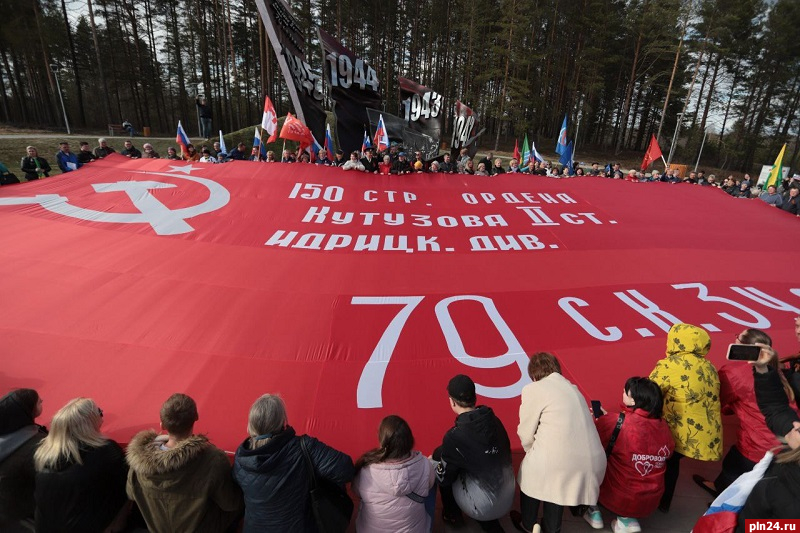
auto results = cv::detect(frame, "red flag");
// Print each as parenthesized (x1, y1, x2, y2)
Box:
(280, 113, 314, 154)
(513, 139, 520, 164)
(641, 134, 663, 170)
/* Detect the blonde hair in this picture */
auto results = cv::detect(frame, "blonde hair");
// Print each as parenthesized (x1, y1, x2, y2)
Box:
(34, 398, 106, 471)
(777, 444, 800, 465)
(247, 394, 287, 449)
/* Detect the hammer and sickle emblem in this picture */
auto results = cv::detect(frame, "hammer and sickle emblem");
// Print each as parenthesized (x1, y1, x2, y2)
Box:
(0, 172, 230, 236)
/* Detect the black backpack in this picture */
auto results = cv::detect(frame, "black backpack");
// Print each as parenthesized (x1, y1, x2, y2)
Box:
(0, 172, 20, 185)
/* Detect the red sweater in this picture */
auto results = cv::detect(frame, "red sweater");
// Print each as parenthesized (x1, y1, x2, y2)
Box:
(596, 407, 675, 518)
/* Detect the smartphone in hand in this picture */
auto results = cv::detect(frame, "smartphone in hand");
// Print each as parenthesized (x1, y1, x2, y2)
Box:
(726, 344, 762, 361)
(591, 400, 603, 419)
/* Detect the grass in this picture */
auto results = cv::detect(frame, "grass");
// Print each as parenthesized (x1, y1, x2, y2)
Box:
(0, 134, 179, 178)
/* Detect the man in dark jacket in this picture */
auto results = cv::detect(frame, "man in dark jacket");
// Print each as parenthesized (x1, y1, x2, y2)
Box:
(433, 375, 515, 532)
(121, 140, 142, 159)
(440, 153, 456, 173)
(332, 149, 347, 167)
(361, 148, 379, 173)
(126, 393, 243, 532)
(77, 142, 97, 164)
(227, 142, 248, 161)
(782, 187, 800, 215)
(392, 152, 412, 174)
(196, 96, 213, 139)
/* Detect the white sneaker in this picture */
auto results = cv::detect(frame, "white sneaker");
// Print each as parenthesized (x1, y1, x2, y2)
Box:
(583, 506, 604, 529)
(612, 517, 642, 533)
(532, 525, 542, 533)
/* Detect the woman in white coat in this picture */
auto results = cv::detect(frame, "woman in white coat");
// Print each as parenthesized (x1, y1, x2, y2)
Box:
(512, 352, 607, 533)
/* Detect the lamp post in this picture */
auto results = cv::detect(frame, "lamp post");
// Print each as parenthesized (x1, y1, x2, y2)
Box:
(666, 112, 683, 167)
(50, 64, 70, 135)
(694, 127, 709, 173)
(196, 90, 203, 138)
(573, 94, 585, 165)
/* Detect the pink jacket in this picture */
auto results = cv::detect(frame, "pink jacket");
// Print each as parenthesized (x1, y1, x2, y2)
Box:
(353, 451, 435, 533)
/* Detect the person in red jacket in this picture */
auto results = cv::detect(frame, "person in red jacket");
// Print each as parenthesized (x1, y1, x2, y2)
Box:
(591, 377, 675, 533)
(378, 155, 392, 175)
(694, 328, 798, 496)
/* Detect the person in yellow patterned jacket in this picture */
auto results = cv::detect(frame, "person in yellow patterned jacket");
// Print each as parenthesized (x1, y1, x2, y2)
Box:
(649, 323, 722, 512)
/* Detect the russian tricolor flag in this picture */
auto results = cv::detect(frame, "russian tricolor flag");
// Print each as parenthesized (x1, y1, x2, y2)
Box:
(325, 124, 335, 160)
(531, 140, 544, 163)
(176, 121, 191, 157)
(373, 114, 389, 153)
(253, 127, 267, 160)
(361, 130, 371, 157)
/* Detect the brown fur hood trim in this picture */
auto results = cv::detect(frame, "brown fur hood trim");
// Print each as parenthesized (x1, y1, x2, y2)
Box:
(126, 430, 210, 475)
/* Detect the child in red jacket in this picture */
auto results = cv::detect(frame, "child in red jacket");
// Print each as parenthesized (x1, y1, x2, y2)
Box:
(591, 377, 675, 533)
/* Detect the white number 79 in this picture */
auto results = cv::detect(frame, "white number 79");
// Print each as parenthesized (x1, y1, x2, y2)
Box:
(353, 295, 531, 408)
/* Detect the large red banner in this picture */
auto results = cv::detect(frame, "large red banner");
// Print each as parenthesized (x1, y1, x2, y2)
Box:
(1, 154, 799, 456)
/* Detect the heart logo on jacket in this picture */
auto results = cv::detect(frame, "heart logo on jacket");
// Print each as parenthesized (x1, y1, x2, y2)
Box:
(635, 461, 653, 477)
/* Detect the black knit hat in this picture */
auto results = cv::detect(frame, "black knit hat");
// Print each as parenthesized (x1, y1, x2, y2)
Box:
(447, 374, 476, 404)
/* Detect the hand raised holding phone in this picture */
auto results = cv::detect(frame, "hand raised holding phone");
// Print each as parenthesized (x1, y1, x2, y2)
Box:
(726, 344, 762, 361)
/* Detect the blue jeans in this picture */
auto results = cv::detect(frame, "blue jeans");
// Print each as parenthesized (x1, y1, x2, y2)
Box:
(200, 117, 212, 138)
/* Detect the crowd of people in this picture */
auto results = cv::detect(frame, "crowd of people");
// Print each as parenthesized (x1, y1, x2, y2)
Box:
(1, 317, 799, 533)
(0, 138, 798, 216)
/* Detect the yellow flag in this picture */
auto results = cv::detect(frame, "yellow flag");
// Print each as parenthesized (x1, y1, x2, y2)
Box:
(765, 144, 787, 189)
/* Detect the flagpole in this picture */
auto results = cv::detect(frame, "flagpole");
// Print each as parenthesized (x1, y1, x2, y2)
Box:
(666, 112, 683, 166)
(573, 112, 583, 165)
(693, 127, 709, 172)
(259, 129, 265, 161)
(196, 93, 202, 138)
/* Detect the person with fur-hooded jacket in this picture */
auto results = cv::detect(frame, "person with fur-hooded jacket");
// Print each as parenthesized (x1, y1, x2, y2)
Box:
(125, 393, 243, 533)
(0, 388, 47, 528)
(233, 394, 355, 533)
